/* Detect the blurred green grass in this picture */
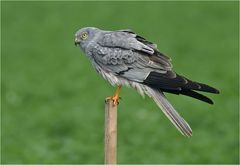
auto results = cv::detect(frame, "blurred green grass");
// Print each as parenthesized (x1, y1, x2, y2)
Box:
(1, 1, 238, 164)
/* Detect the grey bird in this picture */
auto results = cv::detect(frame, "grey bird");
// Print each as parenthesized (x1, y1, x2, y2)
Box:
(74, 27, 219, 137)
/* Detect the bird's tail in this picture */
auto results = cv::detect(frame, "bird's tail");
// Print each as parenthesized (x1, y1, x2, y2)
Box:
(145, 86, 192, 137)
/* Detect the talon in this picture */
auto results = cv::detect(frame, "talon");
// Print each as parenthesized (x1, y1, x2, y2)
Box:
(105, 95, 120, 106)
(105, 85, 122, 106)
(112, 95, 120, 105)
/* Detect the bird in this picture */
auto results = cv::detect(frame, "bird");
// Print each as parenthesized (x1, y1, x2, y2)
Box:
(74, 27, 219, 137)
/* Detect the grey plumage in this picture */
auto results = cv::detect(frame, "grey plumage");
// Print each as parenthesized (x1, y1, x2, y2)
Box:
(75, 27, 219, 137)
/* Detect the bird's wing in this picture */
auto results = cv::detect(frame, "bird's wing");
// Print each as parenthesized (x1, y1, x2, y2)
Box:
(97, 30, 172, 71)
(95, 30, 174, 82)
(96, 30, 218, 97)
(94, 30, 178, 85)
(91, 45, 168, 82)
(117, 29, 172, 68)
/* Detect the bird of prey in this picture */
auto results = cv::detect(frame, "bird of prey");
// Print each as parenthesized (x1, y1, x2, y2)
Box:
(74, 27, 219, 137)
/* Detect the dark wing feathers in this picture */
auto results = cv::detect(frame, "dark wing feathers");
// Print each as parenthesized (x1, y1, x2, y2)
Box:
(143, 71, 219, 104)
(143, 71, 219, 93)
(193, 82, 220, 94)
(162, 88, 214, 104)
(180, 90, 214, 104)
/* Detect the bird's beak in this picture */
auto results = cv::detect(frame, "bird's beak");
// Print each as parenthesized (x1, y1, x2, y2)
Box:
(75, 38, 80, 46)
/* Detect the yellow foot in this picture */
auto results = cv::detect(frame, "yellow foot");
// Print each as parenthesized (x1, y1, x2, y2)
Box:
(106, 85, 122, 106)
(105, 95, 121, 106)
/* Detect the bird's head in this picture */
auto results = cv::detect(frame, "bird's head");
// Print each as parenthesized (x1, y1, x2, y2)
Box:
(74, 27, 100, 49)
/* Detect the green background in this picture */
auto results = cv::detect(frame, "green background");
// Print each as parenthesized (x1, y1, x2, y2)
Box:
(1, 1, 239, 164)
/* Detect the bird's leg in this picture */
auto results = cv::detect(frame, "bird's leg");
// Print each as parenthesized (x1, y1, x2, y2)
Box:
(105, 85, 122, 105)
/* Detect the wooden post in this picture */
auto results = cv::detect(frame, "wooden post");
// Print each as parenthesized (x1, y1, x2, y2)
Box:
(104, 100, 117, 165)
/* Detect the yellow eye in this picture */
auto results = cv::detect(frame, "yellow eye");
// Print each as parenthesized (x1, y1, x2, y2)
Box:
(81, 32, 88, 40)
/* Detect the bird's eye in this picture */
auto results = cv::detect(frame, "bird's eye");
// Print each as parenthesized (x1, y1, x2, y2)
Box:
(81, 32, 88, 40)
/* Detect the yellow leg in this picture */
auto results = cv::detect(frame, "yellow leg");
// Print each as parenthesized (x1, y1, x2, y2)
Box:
(106, 85, 122, 105)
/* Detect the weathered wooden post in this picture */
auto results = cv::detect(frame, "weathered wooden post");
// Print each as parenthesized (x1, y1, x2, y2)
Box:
(104, 100, 117, 164)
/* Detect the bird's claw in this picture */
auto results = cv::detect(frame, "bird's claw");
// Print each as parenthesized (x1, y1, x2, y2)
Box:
(105, 95, 121, 106)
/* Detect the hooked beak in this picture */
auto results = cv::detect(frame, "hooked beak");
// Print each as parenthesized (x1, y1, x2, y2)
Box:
(74, 38, 80, 46)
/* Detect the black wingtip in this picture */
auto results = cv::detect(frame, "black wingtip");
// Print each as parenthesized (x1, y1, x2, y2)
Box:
(208, 100, 214, 105)
(196, 82, 220, 94)
(206, 87, 220, 94)
(180, 90, 215, 105)
(215, 89, 220, 94)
